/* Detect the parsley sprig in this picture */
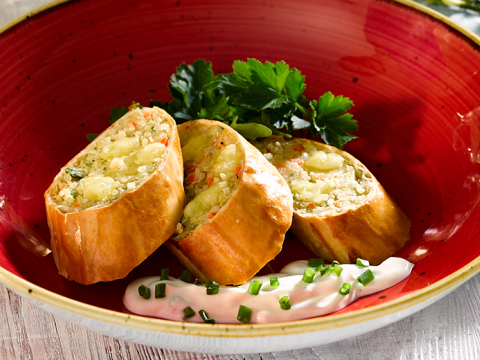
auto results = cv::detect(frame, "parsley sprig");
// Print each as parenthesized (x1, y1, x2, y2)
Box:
(106, 59, 358, 149)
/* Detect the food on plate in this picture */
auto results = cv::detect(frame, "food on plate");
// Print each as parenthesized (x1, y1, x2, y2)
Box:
(166, 120, 293, 285)
(123, 257, 414, 324)
(45, 106, 185, 285)
(251, 136, 411, 265)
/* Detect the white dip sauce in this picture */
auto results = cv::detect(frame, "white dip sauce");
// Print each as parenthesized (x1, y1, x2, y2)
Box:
(123, 257, 413, 324)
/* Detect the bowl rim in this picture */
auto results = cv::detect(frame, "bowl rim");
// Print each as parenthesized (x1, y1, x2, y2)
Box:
(1, 0, 480, 338)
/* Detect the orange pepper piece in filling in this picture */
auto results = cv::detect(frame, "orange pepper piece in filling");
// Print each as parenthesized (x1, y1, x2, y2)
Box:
(208, 212, 216, 219)
(160, 137, 169, 146)
(292, 145, 304, 152)
(308, 203, 315, 209)
(185, 164, 196, 173)
(206, 177, 214, 186)
(185, 173, 196, 185)
(234, 166, 242, 177)
(289, 158, 304, 166)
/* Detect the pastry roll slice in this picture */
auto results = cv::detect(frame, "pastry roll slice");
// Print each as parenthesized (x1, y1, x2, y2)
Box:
(45, 106, 185, 285)
(166, 120, 293, 285)
(252, 136, 411, 265)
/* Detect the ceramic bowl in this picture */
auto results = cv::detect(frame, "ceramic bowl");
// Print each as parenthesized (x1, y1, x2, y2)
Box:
(1, 0, 480, 354)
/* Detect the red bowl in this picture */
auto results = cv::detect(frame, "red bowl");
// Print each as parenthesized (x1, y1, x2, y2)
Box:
(1, 0, 480, 352)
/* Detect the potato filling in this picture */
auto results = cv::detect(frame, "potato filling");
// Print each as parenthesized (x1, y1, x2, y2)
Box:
(251, 137, 371, 216)
(50, 107, 170, 213)
(177, 125, 243, 237)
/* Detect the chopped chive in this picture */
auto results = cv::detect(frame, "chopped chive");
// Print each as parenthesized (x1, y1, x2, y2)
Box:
(193, 278, 204, 286)
(160, 268, 169, 280)
(206, 280, 220, 295)
(64, 167, 84, 179)
(155, 283, 166, 298)
(237, 305, 252, 324)
(339, 283, 351, 295)
(302, 267, 316, 283)
(358, 269, 375, 286)
(179, 270, 192, 283)
(332, 260, 340, 267)
(183, 307, 195, 320)
(356, 258, 370, 267)
(85, 161, 93, 167)
(69, 189, 78, 197)
(320, 265, 332, 276)
(279, 295, 291, 310)
(332, 264, 343, 278)
(308, 258, 324, 268)
(151, 126, 156, 132)
(138, 285, 150, 299)
(270, 276, 279, 288)
(247, 280, 263, 295)
(199, 310, 215, 324)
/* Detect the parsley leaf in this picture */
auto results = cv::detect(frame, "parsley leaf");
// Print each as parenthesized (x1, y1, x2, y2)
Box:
(109, 106, 129, 124)
(310, 92, 358, 149)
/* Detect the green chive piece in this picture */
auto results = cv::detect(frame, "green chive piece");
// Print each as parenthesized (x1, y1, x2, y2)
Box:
(138, 285, 150, 299)
(356, 258, 370, 267)
(320, 265, 333, 276)
(85, 161, 93, 167)
(151, 126, 156, 132)
(279, 295, 291, 310)
(358, 269, 375, 286)
(155, 283, 166, 298)
(199, 310, 215, 324)
(332, 260, 340, 267)
(270, 276, 279, 288)
(193, 278, 204, 286)
(64, 167, 84, 179)
(183, 307, 195, 320)
(237, 305, 252, 324)
(160, 268, 169, 281)
(247, 280, 263, 295)
(332, 264, 343, 278)
(308, 258, 324, 268)
(69, 189, 78, 197)
(179, 270, 192, 283)
(206, 280, 220, 295)
(339, 283, 351, 295)
(302, 267, 316, 283)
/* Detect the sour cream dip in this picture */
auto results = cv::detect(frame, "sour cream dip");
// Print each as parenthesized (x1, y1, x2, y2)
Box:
(123, 257, 413, 324)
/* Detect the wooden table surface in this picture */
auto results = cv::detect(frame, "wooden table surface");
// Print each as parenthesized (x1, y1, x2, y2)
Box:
(2, 1, 480, 359)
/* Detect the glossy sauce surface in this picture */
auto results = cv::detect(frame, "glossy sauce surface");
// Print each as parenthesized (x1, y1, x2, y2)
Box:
(124, 258, 413, 324)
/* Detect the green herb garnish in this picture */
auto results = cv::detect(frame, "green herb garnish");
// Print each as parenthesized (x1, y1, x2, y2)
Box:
(339, 283, 351, 295)
(237, 305, 253, 324)
(358, 269, 375, 286)
(69, 189, 78, 197)
(270, 276, 279, 288)
(155, 283, 166, 298)
(138, 285, 150, 299)
(247, 280, 263, 295)
(179, 270, 192, 283)
(309, 258, 324, 268)
(199, 310, 215, 324)
(64, 167, 84, 179)
(206, 280, 220, 295)
(279, 295, 291, 310)
(183, 307, 195, 320)
(107, 59, 357, 148)
(302, 267, 316, 283)
(160, 268, 169, 280)
(356, 258, 370, 267)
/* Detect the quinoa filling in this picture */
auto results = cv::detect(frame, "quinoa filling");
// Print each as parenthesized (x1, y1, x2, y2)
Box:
(49, 106, 170, 213)
(251, 137, 371, 216)
(176, 125, 243, 237)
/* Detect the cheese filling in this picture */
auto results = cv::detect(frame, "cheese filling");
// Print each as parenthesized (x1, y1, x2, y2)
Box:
(251, 137, 371, 216)
(49, 107, 170, 213)
(176, 125, 243, 238)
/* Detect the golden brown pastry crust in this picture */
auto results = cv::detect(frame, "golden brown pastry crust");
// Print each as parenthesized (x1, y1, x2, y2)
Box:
(287, 139, 411, 265)
(166, 120, 293, 285)
(45, 107, 185, 285)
